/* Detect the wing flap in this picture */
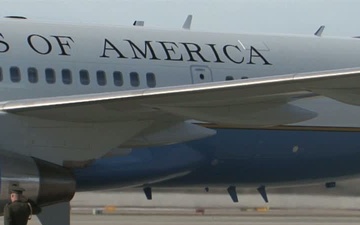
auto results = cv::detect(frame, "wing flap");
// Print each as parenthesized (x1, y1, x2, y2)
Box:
(159, 103, 318, 127)
(310, 88, 360, 106)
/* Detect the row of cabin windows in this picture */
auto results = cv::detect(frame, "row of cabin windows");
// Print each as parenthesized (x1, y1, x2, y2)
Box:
(0, 67, 157, 88)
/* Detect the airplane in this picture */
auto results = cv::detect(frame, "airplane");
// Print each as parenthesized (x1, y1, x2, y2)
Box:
(1, 15, 360, 225)
(74, 124, 360, 201)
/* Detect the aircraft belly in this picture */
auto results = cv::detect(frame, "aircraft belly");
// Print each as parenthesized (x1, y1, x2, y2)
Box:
(152, 128, 360, 188)
(74, 144, 207, 191)
(75, 127, 360, 191)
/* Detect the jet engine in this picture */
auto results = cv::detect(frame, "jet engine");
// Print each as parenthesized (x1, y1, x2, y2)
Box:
(0, 151, 75, 215)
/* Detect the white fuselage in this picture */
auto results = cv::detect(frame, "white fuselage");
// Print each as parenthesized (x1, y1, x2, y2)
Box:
(1, 19, 360, 100)
(1, 18, 360, 164)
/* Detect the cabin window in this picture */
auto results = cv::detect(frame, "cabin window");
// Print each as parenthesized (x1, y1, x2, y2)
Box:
(62, 69, 72, 85)
(28, 67, 38, 83)
(10, 67, 21, 83)
(113, 71, 123, 87)
(0, 67, 3, 82)
(97, 70, 106, 86)
(45, 68, 56, 84)
(225, 76, 234, 81)
(146, 72, 156, 88)
(80, 70, 90, 85)
(130, 72, 140, 87)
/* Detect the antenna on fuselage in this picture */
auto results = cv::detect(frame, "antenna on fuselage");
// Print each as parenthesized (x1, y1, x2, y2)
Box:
(4, 16, 27, 19)
(227, 186, 238, 203)
(143, 187, 152, 200)
(182, 15, 193, 30)
(257, 185, 269, 203)
(133, 20, 145, 26)
(314, 25, 325, 37)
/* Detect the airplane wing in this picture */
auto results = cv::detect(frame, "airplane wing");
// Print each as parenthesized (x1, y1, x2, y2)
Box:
(2, 68, 360, 126)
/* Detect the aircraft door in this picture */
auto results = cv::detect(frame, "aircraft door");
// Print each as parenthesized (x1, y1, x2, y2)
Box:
(190, 66, 213, 84)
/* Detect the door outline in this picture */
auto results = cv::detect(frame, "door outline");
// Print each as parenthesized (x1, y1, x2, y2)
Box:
(190, 65, 213, 84)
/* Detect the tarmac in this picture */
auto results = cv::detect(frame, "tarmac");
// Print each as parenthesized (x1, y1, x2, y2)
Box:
(4, 192, 360, 225)
(23, 212, 360, 225)
(71, 191, 360, 210)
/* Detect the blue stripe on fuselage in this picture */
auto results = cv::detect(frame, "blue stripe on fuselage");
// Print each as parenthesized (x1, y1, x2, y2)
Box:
(74, 128, 360, 191)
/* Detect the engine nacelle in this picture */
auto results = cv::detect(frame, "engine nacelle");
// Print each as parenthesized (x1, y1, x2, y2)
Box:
(0, 152, 75, 215)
